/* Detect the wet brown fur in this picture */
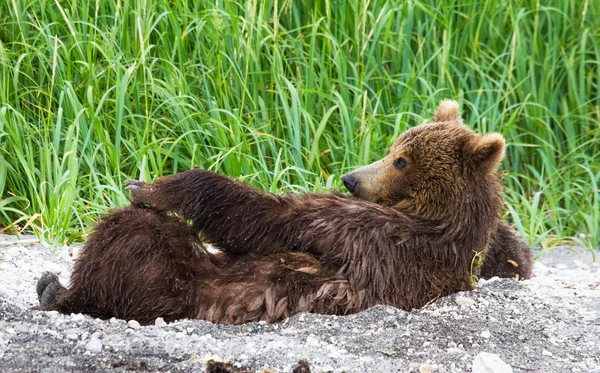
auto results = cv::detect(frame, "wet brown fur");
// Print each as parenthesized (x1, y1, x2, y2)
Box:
(36, 100, 531, 325)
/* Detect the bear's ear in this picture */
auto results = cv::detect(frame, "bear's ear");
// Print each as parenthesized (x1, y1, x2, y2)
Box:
(431, 99, 460, 122)
(465, 133, 505, 172)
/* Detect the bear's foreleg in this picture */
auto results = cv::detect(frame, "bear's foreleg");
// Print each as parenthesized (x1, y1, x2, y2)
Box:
(125, 169, 408, 260)
(126, 169, 296, 255)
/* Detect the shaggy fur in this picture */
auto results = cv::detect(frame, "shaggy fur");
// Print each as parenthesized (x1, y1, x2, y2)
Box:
(35, 100, 532, 325)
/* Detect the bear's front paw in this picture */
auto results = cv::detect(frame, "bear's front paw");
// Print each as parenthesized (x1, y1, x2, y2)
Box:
(125, 179, 154, 207)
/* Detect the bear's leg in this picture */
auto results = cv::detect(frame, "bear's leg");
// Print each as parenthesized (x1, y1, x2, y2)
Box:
(124, 170, 405, 260)
(34, 206, 220, 324)
(481, 221, 533, 279)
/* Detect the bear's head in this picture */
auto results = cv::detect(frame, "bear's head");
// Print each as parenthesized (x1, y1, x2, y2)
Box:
(342, 100, 505, 224)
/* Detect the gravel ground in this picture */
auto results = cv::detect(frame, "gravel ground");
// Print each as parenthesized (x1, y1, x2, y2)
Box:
(1, 233, 599, 373)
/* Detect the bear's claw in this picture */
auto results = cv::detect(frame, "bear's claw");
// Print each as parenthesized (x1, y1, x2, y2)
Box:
(124, 179, 144, 190)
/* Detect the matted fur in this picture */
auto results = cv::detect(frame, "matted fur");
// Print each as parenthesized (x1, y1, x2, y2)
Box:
(35, 100, 531, 325)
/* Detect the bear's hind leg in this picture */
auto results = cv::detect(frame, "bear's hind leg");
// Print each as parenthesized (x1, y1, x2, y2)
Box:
(45, 206, 220, 324)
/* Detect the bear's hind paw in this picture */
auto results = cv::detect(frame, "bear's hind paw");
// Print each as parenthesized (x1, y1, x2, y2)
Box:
(36, 271, 61, 306)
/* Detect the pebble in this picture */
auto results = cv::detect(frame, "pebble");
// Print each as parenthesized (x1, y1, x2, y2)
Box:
(85, 338, 102, 353)
(70, 313, 85, 323)
(455, 296, 476, 307)
(409, 363, 439, 373)
(127, 320, 141, 329)
(480, 330, 491, 339)
(306, 335, 319, 346)
(472, 352, 512, 373)
(419, 364, 438, 373)
(155, 317, 167, 326)
(447, 347, 463, 355)
(43, 261, 62, 274)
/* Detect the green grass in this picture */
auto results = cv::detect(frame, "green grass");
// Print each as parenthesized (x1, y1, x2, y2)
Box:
(0, 0, 598, 249)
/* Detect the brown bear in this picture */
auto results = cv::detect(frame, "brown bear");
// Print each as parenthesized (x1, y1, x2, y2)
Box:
(34, 100, 532, 325)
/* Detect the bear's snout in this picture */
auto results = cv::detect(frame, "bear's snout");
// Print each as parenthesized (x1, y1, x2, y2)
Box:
(341, 174, 358, 193)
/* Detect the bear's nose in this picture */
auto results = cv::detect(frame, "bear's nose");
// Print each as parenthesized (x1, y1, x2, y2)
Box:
(341, 174, 358, 193)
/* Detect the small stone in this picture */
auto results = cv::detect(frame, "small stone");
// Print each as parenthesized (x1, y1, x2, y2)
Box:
(154, 317, 166, 326)
(573, 260, 589, 270)
(70, 313, 85, 323)
(472, 352, 512, 373)
(306, 335, 319, 346)
(408, 364, 438, 373)
(480, 330, 491, 339)
(455, 296, 476, 307)
(419, 364, 438, 373)
(85, 339, 102, 354)
(44, 329, 60, 338)
(542, 349, 553, 356)
(43, 261, 62, 274)
(447, 347, 463, 355)
(127, 320, 141, 329)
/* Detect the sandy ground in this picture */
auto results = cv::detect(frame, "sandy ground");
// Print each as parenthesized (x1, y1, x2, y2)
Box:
(1, 233, 599, 373)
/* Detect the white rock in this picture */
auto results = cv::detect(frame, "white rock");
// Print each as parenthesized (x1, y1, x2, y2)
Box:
(478, 276, 500, 287)
(85, 339, 102, 353)
(409, 363, 421, 371)
(43, 261, 62, 274)
(127, 320, 141, 329)
(409, 364, 439, 373)
(306, 335, 320, 346)
(154, 317, 166, 326)
(573, 260, 589, 270)
(542, 349, 553, 356)
(419, 364, 438, 373)
(455, 296, 476, 307)
(480, 330, 491, 339)
(472, 352, 513, 373)
(45, 329, 60, 338)
(70, 313, 85, 323)
(447, 347, 463, 355)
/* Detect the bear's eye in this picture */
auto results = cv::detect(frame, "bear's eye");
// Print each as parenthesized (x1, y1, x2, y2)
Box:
(394, 157, 408, 170)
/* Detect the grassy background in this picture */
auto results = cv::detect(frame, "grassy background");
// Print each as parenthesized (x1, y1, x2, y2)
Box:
(0, 0, 598, 250)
